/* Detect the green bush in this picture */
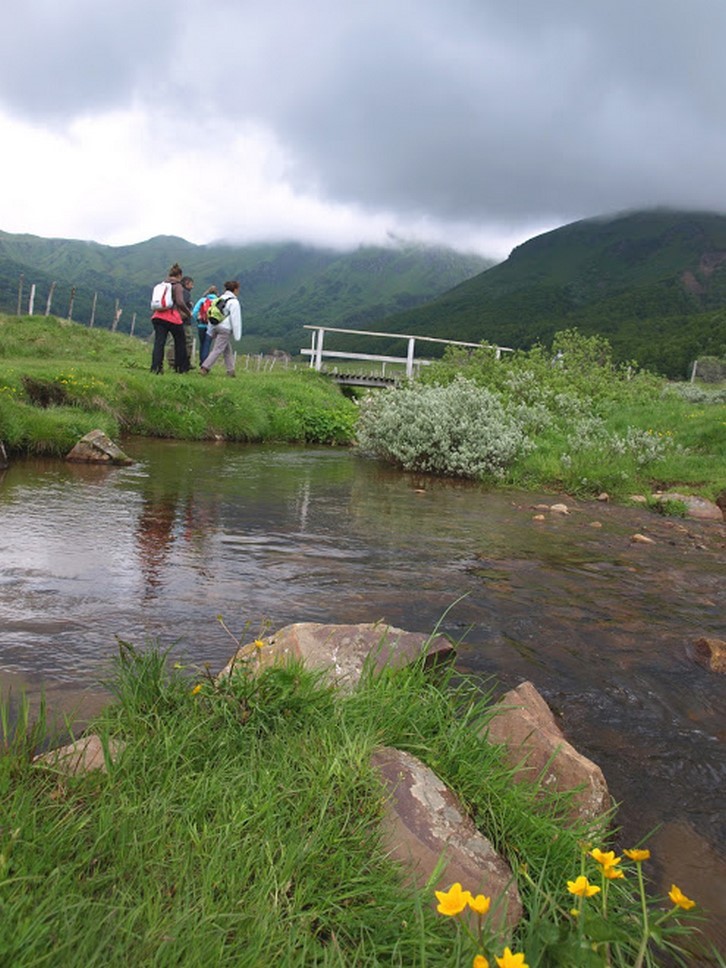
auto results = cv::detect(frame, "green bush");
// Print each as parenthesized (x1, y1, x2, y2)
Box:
(356, 376, 532, 479)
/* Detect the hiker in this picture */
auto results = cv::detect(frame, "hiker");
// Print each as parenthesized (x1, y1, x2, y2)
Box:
(150, 264, 191, 374)
(191, 285, 218, 365)
(200, 281, 242, 377)
(165, 275, 195, 368)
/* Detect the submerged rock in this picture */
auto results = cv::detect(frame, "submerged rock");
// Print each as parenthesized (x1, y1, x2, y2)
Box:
(371, 746, 522, 930)
(692, 637, 726, 675)
(66, 429, 133, 465)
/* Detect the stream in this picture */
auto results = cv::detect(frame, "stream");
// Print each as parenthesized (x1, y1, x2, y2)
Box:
(0, 439, 724, 954)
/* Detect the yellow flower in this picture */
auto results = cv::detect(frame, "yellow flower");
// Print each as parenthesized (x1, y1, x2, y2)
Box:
(567, 875, 601, 898)
(495, 948, 529, 968)
(468, 893, 492, 916)
(435, 882, 472, 916)
(603, 866, 625, 880)
(569, 908, 580, 917)
(623, 848, 651, 862)
(473, 956, 490, 968)
(253, 639, 266, 650)
(590, 848, 621, 869)
(668, 885, 695, 910)
(191, 683, 203, 695)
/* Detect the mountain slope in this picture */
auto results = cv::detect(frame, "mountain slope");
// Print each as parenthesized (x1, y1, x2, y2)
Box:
(0, 231, 490, 353)
(378, 209, 726, 377)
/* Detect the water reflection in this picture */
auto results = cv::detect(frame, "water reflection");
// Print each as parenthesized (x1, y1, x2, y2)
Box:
(0, 440, 724, 952)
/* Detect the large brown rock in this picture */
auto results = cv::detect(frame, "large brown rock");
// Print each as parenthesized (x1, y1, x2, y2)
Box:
(66, 429, 133, 465)
(34, 734, 124, 775)
(655, 492, 724, 521)
(485, 681, 610, 823)
(218, 622, 454, 689)
(371, 746, 522, 930)
(692, 637, 726, 674)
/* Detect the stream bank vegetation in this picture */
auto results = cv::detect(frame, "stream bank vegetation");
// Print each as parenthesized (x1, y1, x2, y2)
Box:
(0, 316, 724, 506)
(357, 329, 726, 503)
(0, 643, 716, 966)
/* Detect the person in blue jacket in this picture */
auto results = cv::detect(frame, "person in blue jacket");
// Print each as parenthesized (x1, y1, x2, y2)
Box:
(191, 285, 218, 365)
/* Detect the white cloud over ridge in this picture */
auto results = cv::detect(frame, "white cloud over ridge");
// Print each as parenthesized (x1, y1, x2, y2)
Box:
(2, 0, 726, 259)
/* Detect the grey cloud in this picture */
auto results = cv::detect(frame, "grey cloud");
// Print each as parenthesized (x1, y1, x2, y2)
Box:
(6, 0, 726, 235)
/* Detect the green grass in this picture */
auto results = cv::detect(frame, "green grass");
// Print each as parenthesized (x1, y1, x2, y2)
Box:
(0, 315, 357, 455)
(0, 644, 711, 967)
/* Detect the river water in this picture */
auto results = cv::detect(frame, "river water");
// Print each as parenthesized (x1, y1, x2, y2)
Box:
(1, 439, 724, 953)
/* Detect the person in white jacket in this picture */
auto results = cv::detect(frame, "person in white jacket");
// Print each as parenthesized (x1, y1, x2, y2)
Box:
(200, 281, 242, 377)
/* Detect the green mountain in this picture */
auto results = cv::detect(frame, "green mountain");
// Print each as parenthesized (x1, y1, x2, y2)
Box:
(0, 231, 490, 355)
(377, 209, 726, 378)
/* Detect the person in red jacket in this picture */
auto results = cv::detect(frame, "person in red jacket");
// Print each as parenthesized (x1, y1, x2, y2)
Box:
(150, 263, 191, 374)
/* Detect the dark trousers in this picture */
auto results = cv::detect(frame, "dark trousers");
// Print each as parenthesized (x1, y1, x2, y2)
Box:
(197, 325, 212, 364)
(151, 319, 190, 373)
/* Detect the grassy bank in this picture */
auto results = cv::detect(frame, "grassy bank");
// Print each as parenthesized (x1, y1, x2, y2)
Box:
(1, 316, 724, 505)
(0, 644, 711, 966)
(0, 315, 357, 455)
(359, 330, 726, 503)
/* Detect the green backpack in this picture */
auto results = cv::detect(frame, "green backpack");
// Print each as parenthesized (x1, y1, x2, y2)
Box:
(206, 295, 232, 325)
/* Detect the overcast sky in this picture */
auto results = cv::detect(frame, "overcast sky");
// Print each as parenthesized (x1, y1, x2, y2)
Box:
(3, 0, 726, 260)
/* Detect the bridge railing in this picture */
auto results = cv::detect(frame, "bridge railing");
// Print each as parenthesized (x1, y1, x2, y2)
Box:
(301, 325, 513, 379)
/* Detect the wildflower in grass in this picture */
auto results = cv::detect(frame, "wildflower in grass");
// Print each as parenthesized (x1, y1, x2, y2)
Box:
(191, 683, 203, 696)
(473, 955, 489, 968)
(569, 908, 580, 917)
(590, 848, 621, 870)
(603, 865, 625, 880)
(468, 893, 491, 916)
(623, 848, 651, 862)
(567, 875, 600, 898)
(495, 947, 528, 968)
(254, 639, 265, 649)
(668, 885, 695, 910)
(435, 882, 472, 916)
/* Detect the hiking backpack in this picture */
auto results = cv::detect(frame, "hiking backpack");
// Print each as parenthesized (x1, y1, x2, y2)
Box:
(197, 296, 213, 323)
(206, 295, 232, 325)
(150, 280, 173, 311)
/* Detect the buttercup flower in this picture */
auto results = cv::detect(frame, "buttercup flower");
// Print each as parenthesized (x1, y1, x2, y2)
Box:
(191, 683, 203, 695)
(668, 885, 695, 910)
(603, 866, 625, 880)
(623, 848, 651, 862)
(468, 893, 492, 916)
(254, 639, 266, 650)
(473, 956, 490, 968)
(567, 875, 601, 898)
(590, 848, 621, 869)
(495, 948, 529, 968)
(435, 882, 472, 916)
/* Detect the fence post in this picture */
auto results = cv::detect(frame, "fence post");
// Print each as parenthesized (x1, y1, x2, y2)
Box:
(406, 337, 415, 378)
(28, 284, 36, 316)
(690, 360, 698, 383)
(89, 292, 98, 328)
(68, 287, 76, 322)
(45, 282, 56, 317)
(16, 274, 24, 315)
(130, 312, 137, 337)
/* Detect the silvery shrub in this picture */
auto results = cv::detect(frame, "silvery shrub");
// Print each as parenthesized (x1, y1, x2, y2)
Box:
(356, 376, 531, 479)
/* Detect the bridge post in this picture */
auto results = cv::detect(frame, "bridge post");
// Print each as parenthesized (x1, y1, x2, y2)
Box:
(406, 337, 416, 379)
(314, 327, 325, 370)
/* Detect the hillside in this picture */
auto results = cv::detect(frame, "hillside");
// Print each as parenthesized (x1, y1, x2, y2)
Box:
(0, 231, 490, 356)
(378, 209, 726, 378)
